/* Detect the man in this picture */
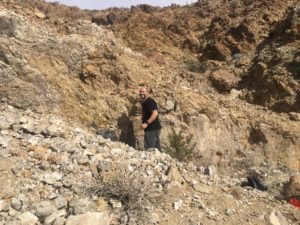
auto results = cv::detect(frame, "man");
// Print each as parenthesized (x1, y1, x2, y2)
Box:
(139, 87, 161, 150)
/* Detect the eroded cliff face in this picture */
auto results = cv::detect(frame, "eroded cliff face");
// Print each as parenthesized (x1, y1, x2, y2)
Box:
(0, 0, 299, 170)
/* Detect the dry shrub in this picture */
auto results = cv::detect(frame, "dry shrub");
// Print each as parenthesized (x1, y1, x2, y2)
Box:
(88, 163, 164, 224)
(164, 127, 196, 162)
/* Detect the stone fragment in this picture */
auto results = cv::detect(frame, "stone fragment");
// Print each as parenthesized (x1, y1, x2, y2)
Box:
(52, 217, 66, 225)
(204, 166, 217, 180)
(209, 70, 239, 92)
(173, 200, 183, 210)
(42, 172, 63, 185)
(192, 183, 211, 194)
(21, 123, 37, 134)
(65, 212, 111, 225)
(11, 197, 22, 210)
(54, 196, 67, 209)
(0, 12, 18, 37)
(8, 208, 16, 216)
(32, 145, 50, 160)
(0, 118, 11, 130)
(110, 199, 122, 209)
(0, 175, 17, 198)
(166, 163, 186, 185)
(265, 210, 288, 225)
(0, 199, 10, 212)
(164, 99, 175, 111)
(77, 155, 89, 165)
(225, 208, 235, 216)
(69, 198, 95, 215)
(53, 217, 66, 225)
(35, 201, 56, 218)
(44, 209, 66, 225)
(35, 12, 46, 19)
(43, 125, 59, 137)
(18, 212, 39, 225)
(0, 136, 11, 147)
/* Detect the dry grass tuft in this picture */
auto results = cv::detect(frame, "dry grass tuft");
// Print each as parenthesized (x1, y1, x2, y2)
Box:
(87, 163, 165, 224)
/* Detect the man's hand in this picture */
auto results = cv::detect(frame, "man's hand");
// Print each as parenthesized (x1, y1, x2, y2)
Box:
(141, 123, 148, 130)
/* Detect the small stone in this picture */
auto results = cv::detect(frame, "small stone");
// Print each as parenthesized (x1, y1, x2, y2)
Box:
(266, 210, 288, 225)
(111, 148, 124, 156)
(35, 201, 56, 218)
(42, 172, 63, 185)
(53, 217, 66, 225)
(0, 199, 10, 212)
(192, 183, 211, 194)
(173, 200, 183, 210)
(0, 175, 17, 198)
(46, 125, 60, 137)
(69, 198, 95, 215)
(54, 196, 67, 209)
(110, 199, 122, 209)
(8, 208, 16, 216)
(77, 155, 89, 165)
(18, 212, 39, 225)
(48, 193, 58, 200)
(65, 212, 111, 225)
(225, 208, 235, 216)
(44, 209, 66, 225)
(204, 166, 217, 180)
(11, 197, 22, 210)
(0, 136, 11, 148)
(150, 212, 160, 224)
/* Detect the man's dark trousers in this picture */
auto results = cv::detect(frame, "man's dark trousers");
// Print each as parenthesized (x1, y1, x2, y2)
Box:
(144, 129, 161, 150)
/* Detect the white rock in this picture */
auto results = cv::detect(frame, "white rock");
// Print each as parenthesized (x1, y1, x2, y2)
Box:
(0, 199, 10, 212)
(0, 136, 11, 147)
(225, 208, 235, 216)
(173, 200, 183, 210)
(111, 148, 124, 156)
(42, 172, 63, 185)
(18, 212, 38, 225)
(266, 210, 288, 225)
(66, 211, 111, 225)
(165, 99, 175, 111)
(110, 199, 122, 208)
(44, 209, 66, 225)
(35, 201, 56, 218)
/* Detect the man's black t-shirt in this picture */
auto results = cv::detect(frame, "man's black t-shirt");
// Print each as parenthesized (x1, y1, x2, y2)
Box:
(142, 97, 162, 131)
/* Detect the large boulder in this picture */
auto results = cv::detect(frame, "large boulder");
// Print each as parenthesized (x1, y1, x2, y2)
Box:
(209, 69, 239, 92)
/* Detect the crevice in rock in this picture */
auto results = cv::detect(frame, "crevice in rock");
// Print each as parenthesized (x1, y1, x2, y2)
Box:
(117, 113, 136, 147)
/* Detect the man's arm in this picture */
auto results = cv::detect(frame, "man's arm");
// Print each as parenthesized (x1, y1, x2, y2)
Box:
(142, 110, 158, 129)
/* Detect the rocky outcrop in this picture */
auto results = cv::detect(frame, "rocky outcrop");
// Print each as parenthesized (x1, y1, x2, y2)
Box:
(0, 103, 299, 225)
(241, 4, 300, 112)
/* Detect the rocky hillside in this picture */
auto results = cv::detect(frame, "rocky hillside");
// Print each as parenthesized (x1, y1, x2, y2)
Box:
(0, 102, 300, 225)
(0, 0, 300, 224)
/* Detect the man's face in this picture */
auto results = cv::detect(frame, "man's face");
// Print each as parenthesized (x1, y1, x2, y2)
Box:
(139, 88, 148, 101)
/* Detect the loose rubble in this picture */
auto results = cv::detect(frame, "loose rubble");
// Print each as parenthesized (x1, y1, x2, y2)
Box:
(0, 103, 299, 225)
